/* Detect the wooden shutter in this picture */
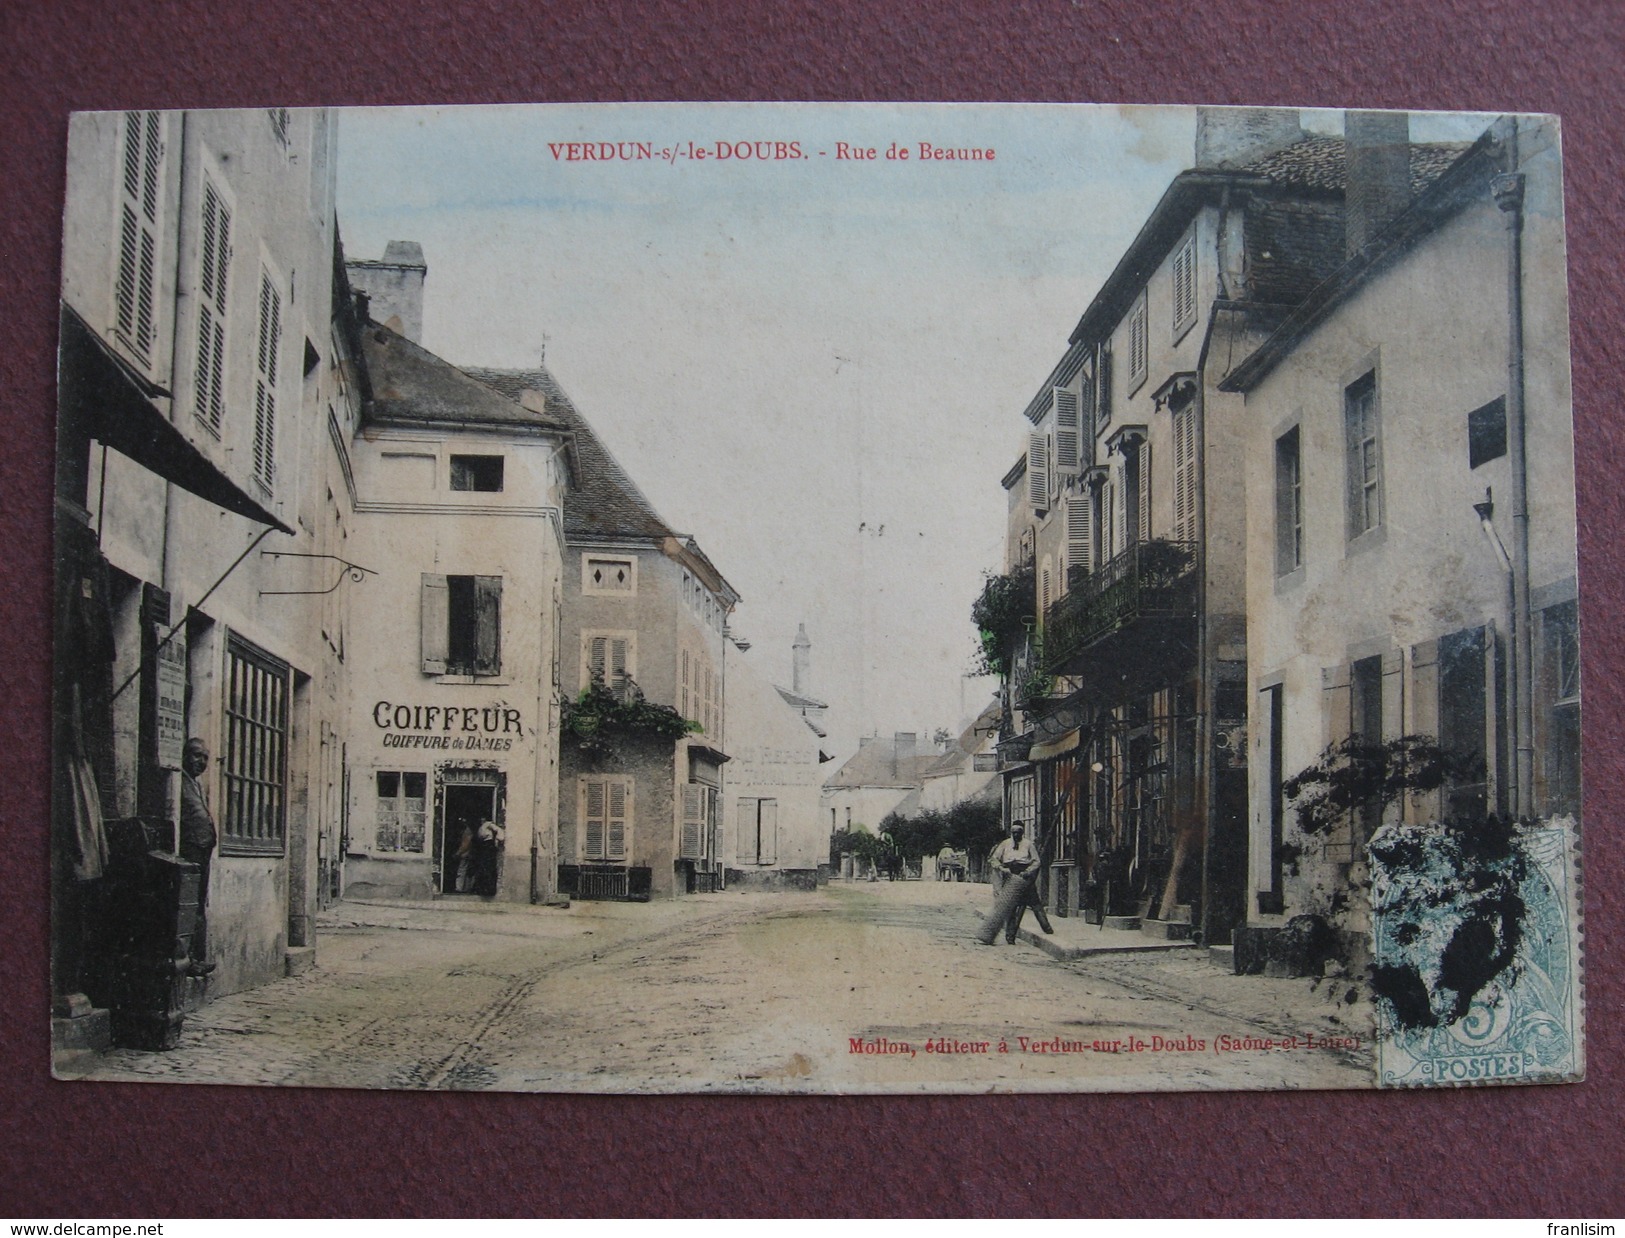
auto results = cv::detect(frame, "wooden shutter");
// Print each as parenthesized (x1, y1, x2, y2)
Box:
(194, 179, 230, 430)
(606, 779, 628, 860)
(588, 635, 608, 682)
(254, 271, 281, 488)
(1053, 388, 1081, 475)
(116, 111, 162, 361)
(1027, 432, 1049, 512)
(1173, 405, 1197, 542)
(420, 574, 449, 674)
(609, 637, 628, 686)
(1129, 297, 1148, 385)
(1137, 443, 1152, 542)
(1409, 641, 1441, 822)
(681, 648, 690, 716)
(736, 798, 757, 864)
(1173, 237, 1196, 330)
(1322, 663, 1353, 748)
(759, 799, 777, 864)
(1065, 493, 1093, 578)
(583, 778, 606, 860)
(474, 576, 502, 676)
(679, 783, 704, 859)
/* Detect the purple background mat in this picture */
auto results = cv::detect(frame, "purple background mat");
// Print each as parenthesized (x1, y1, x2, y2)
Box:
(3, 0, 1621, 1218)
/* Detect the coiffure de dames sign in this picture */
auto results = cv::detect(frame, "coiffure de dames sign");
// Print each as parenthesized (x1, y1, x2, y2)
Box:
(373, 701, 524, 751)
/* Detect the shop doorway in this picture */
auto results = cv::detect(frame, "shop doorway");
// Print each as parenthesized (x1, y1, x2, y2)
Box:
(435, 771, 504, 895)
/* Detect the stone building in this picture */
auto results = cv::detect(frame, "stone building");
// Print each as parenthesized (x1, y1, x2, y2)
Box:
(336, 295, 573, 905)
(1218, 114, 1576, 961)
(55, 106, 356, 1047)
(467, 365, 741, 900)
(994, 108, 1472, 944)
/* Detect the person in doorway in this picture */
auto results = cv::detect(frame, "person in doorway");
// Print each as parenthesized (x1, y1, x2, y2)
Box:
(990, 820, 1054, 943)
(454, 823, 476, 893)
(475, 818, 505, 897)
(178, 737, 218, 977)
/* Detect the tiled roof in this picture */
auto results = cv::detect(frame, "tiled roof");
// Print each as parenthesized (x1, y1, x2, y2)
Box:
(824, 738, 938, 790)
(465, 366, 677, 541)
(360, 326, 570, 434)
(1243, 135, 1471, 196)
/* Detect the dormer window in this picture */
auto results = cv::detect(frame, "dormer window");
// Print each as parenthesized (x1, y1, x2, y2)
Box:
(450, 454, 504, 492)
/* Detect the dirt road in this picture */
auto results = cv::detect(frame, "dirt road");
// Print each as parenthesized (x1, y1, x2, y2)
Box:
(68, 880, 1374, 1093)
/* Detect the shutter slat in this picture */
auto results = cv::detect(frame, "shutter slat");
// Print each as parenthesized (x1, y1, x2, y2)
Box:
(1053, 388, 1081, 474)
(1026, 432, 1049, 512)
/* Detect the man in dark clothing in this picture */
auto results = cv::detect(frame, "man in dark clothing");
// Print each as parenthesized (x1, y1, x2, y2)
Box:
(179, 737, 217, 977)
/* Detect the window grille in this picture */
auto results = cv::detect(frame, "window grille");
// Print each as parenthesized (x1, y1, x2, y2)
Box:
(221, 634, 289, 856)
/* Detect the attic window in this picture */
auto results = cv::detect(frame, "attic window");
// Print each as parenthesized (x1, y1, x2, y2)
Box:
(583, 554, 636, 596)
(450, 454, 504, 492)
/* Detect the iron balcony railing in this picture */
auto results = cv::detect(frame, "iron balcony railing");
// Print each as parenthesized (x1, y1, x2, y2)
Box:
(1042, 539, 1199, 673)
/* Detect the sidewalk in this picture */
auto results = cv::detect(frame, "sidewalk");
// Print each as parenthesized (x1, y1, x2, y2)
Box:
(976, 907, 1200, 961)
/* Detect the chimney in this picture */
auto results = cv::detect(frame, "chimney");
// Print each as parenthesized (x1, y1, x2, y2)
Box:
(345, 240, 428, 343)
(792, 623, 812, 696)
(893, 731, 917, 778)
(1344, 111, 1412, 258)
(1194, 107, 1306, 170)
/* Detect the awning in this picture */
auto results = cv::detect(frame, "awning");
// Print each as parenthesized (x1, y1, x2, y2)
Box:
(1028, 728, 1082, 763)
(58, 303, 294, 534)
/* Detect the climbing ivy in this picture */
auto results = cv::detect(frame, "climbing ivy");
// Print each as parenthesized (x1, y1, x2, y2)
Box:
(559, 677, 699, 762)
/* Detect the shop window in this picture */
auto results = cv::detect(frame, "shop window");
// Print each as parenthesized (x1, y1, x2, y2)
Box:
(580, 776, 631, 862)
(737, 798, 778, 864)
(221, 634, 289, 856)
(374, 771, 427, 853)
(1469, 397, 1508, 469)
(450, 454, 505, 492)
(1275, 426, 1303, 575)
(421, 574, 502, 677)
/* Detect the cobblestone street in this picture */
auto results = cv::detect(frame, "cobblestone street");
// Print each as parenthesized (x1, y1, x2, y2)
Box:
(65, 880, 1374, 1093)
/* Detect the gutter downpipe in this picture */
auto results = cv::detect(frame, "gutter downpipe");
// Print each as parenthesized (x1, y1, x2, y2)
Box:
(1492, 119, 1534, 820)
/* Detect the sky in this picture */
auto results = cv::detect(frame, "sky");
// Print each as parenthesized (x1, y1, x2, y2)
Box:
(334, 102, 1496, 762)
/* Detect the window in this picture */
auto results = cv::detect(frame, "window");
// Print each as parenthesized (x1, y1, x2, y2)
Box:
(737, 798, 778, 865)
(1542, 601, 1580, 817)
(253, 270, 283, 491)
(1345, 372, 1382, 538)
(115, 110, 162, 363)
(1439, 627, 1490, 822)
(1469, 397, 1508, 469)
(450, 454, 505, 492)
(1350, 654, 1385, 840)
(580, 776, 631, 862)
(193, 176, 230, 432)
(421, 574, 502, 676)
(221, 634, 289, 856)
(1259, 684, 1286, 915)
(582, 554, 635, 596)
(1127, 291, 1148, 395)
(1172, 234, 1197, 336)
(583, 631, 634, 688)
(374, 771, 427, 853)
(1275, 426, 1302, 575)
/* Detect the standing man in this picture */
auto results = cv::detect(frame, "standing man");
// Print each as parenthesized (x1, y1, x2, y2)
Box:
(990, 820, 1054, 943)
(179, 737, 218, 977)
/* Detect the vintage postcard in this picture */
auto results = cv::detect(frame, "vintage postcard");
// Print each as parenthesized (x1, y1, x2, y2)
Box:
(50, 102, 1581, 1093)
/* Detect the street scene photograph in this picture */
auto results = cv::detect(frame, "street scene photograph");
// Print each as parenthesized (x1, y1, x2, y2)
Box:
(50, 101, 1582, 1093)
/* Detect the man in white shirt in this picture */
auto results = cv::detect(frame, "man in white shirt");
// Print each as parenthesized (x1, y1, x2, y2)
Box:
(990, 820, 1053, 943)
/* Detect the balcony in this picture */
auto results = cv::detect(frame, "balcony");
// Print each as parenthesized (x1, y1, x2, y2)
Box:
(1042, 540, 1199, 690)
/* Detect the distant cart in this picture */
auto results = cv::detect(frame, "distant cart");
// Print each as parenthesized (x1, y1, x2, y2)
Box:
(936, 847, 969, 881)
